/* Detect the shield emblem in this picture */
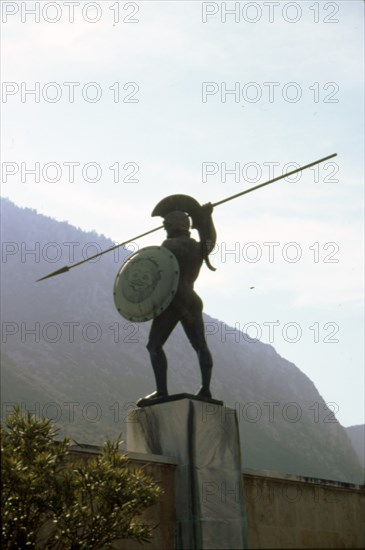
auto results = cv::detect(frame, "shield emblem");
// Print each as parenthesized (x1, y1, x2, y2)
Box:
(113, 246, 180, 322)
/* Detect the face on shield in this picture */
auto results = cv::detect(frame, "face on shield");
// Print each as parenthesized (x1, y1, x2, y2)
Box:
(122, 258, 161, 303)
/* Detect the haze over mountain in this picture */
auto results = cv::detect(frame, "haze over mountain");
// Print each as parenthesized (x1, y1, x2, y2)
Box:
(1, 198, 364, 484)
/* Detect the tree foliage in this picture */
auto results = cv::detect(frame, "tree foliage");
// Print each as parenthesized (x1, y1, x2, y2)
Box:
(1, 405, 162, 549)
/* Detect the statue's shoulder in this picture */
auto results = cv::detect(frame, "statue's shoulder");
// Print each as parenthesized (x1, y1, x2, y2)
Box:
(163, 236, 199, 247)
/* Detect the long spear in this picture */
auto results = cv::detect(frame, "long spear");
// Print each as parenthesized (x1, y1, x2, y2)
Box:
(36, 152, 337, 282)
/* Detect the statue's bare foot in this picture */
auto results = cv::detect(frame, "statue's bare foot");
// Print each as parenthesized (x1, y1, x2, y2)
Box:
(139, 391, 168, 402)
(196, 387, 212, 398)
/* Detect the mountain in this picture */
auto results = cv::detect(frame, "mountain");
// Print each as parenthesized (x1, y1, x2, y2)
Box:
(1, 198, 364, 484)
(345, 425, 365, 469)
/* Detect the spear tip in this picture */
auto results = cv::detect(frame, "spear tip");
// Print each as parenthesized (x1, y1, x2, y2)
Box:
(36, 265, 70, 282)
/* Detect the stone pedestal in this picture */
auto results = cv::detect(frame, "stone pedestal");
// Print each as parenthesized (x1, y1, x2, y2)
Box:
(127, 396, 248, 549)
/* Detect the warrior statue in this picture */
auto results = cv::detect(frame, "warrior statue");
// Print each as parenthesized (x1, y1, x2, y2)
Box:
(35, 155, 336, 402)
(36, 156, 337, 401)
(143, 201, 217, 401)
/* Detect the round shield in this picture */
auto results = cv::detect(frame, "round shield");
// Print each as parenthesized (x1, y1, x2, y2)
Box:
(113, 246, 180, 322)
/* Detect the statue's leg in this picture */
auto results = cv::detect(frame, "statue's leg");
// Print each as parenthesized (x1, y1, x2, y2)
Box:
(181, 297, 213, 397)
(145, 307, 179, 399)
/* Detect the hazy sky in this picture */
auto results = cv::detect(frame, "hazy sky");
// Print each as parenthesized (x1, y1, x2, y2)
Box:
(1, 0, 364, 427)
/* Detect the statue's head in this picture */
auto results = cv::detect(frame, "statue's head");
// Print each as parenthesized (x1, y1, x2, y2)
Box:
(163, 211, 190, 237)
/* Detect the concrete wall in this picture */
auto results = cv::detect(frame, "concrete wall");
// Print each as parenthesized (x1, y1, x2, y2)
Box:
(69, 447, 365, 549)
(243, 469, 365, 549)
(115, 452, 177, 550)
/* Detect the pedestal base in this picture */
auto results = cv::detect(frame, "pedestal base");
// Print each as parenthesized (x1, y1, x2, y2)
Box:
(137, 392, 223, 408)
(127, 396, 248, 549)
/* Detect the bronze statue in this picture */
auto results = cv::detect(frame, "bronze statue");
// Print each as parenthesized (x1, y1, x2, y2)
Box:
(35, 156, 338, 402)
(143, 202, 217, 401)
